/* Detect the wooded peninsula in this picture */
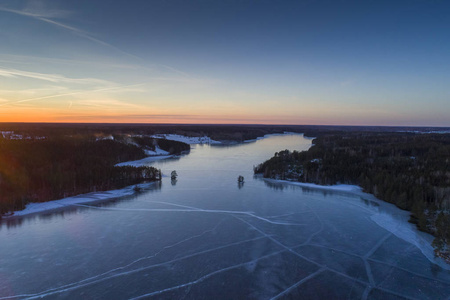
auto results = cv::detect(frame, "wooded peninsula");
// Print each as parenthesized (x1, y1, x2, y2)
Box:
(254, 132, 450, 261)
(0, 133, 189, 215)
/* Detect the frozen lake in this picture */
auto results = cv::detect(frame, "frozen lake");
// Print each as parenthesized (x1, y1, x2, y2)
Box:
(1, 134, 449, 299)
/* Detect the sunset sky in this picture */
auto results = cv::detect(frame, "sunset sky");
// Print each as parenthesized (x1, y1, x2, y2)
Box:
(0, 0, 449, 126)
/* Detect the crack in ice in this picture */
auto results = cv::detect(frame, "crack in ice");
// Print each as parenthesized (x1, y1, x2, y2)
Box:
(74, 204, 306, 226)
(363, 233, 393, 289)
(368, 257, 450, 285)
(236, 211, 441, 300)
(0, 236, 268, 300)
(144, 200, 202, 210)
(269, 268, 326, 299)
(364, 233, 392, 259)
(294, 204, 324, 247)
(302, 242, 450, 286)
(129, 250, 286, 299)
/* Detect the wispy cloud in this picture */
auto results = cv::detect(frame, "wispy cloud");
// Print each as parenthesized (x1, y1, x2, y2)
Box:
(75, 99, 144, 110)
(0, 5, 140, 60)
(0, 68, 114, 85)
(18, 0, 71, 19)
(0, 86, 68, 95)
(0, 54, 142, 70)
(0, 83, 147, 107)
(0, 3, 193, 78)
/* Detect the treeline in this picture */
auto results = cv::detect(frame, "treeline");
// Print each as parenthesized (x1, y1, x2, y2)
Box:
(0, 137, 161, 215)
(3, 123, 448, 143)
(254, 132, 450, 260)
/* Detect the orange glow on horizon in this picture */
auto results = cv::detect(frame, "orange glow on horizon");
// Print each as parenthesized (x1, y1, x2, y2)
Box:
(0, 105, 309, 124)
(0, 111, 299, 125)
(1, 109, 446, 127)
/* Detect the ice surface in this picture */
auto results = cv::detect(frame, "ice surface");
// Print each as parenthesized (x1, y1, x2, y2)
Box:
(1, 134, 449, 299)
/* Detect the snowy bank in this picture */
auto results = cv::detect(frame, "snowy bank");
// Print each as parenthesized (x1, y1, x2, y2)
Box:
(266, 178, 450, 269)
(370, 212, 449, 269)
(265, 178, 362, 193)
(115, 155, 173, 167)
(144, 145, 170, 156)
(3, 182, 158, 219)
(118, 135, 198, 166)
(151, 134, 221, 144)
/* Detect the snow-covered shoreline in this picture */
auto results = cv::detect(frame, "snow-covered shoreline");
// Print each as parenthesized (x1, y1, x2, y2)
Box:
(144, 145, 170, 156)
(150, 134, 221, 144)
(265, 179, 363, 193)
(2, 182, 159, 219)
(115, 155, 173, 167)
(118, 134, 222, 166)
(266, 178, 450, 269)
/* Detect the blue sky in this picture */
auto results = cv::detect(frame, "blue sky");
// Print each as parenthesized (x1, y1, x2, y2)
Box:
(0, 0, 449, 125)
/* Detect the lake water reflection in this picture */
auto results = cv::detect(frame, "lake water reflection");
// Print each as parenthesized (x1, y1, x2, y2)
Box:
(1, 134, 449, 299)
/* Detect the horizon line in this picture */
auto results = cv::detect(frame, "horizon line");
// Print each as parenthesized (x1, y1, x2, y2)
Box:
(0, 121, 449, 129)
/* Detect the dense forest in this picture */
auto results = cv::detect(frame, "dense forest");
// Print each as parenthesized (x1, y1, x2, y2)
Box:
(254, 132, 450, 261)
(0, 135, 189, 216)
